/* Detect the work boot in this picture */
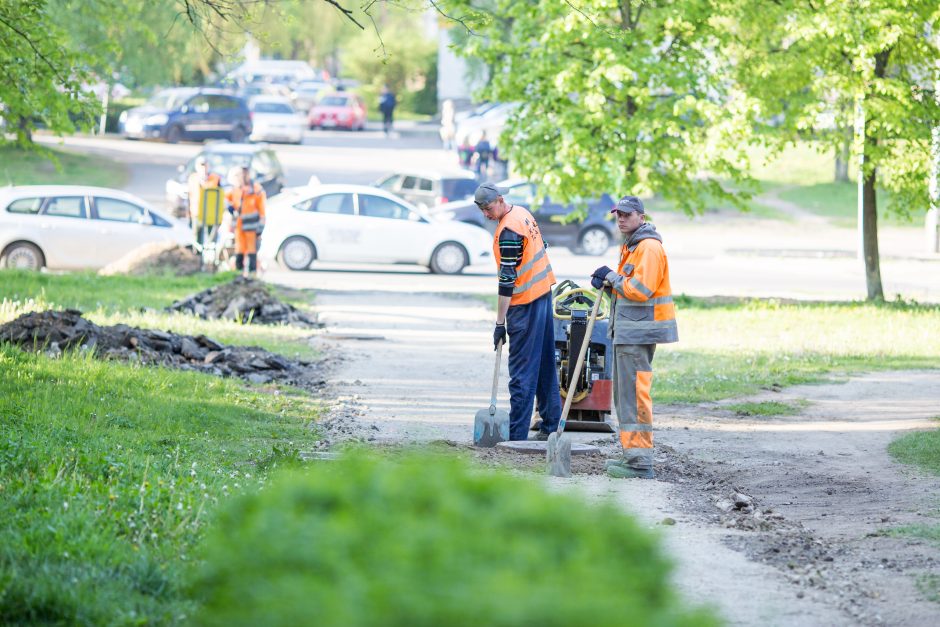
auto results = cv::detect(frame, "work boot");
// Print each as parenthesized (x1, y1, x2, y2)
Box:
(605, 459, 654, 479)
(530, 430, 550, 441)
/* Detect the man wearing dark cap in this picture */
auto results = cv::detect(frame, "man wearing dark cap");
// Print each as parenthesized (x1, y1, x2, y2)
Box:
(476, 182, 561, 441)
(590, 196, 678, 478)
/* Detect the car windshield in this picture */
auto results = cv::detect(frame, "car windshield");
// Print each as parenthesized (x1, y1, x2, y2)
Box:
(200, 153, 254, 179)
(253, 102, 294, 114)
(319, 96, 349, 107)
(147, 91, 189, 110)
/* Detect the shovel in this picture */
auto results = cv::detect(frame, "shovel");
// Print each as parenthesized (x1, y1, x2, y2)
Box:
(474, 340, 510, 447)
(547, 287, 605, 477)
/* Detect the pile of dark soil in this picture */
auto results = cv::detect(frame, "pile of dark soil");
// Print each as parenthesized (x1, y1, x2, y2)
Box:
(0, 309, 324, 389)
(98, 242, 202, 277)
(167, 277, 319, 328)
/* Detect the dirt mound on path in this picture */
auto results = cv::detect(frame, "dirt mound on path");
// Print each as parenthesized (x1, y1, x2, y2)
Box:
(167, 277, 320, 328)
(98, 242, 202, 277)
(0, 309, 324, 389)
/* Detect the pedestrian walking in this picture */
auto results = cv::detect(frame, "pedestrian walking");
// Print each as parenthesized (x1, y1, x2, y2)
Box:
(590, 196, 678, 479)
(476, 182, 561, 441)
(225, 166, 266, 277)
(379, 86, 397, 135)
(440, 99, 456, 151)
(474, 132, 492, 178)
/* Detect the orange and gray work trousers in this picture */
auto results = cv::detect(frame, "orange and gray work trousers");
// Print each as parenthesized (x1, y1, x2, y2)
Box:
(612, 343, 656, 470)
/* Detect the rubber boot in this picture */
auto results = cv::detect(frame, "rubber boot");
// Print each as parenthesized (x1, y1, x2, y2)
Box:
(605, 459, 655, 479)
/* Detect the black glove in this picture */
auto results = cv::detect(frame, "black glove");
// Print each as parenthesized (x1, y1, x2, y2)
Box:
(493, 324, 506, 350)
(591, 265, 613, 289)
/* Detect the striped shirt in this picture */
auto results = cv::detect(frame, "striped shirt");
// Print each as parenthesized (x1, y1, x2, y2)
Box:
(497, 227, 524, 297)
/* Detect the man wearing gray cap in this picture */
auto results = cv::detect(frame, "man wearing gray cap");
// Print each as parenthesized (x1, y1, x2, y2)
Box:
(591, 196, 678, 479)
(476, 182, 561, 441)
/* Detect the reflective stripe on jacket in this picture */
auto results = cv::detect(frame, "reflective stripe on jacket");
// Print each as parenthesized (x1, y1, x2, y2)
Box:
(493, 206, 556, 306)
(606, 231, 678, 345)
(226, 183, 266, 232)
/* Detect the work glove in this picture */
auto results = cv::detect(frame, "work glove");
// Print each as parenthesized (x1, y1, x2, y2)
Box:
(591, 265, 613, 289)
(493, 323, 506, 350)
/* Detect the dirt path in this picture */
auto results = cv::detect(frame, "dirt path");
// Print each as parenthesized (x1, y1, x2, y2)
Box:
(308, 289, 940, 626)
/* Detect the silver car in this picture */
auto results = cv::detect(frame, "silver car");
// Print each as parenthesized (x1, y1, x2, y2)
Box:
(0, 185, 192, 271)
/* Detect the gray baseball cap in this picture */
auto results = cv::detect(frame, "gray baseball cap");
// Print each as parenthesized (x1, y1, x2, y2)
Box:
(474, 182, 508, 208)
(610, 195, 645, 214)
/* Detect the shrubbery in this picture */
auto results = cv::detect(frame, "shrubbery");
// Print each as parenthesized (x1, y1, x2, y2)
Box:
(190, 451, 716, 627)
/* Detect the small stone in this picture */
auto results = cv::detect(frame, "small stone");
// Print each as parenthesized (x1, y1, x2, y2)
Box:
(796, 591, 805, 599)
(661, 517, 676, 526)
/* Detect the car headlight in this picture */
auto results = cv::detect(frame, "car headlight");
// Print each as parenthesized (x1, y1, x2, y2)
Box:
(145, 113, 168, 125)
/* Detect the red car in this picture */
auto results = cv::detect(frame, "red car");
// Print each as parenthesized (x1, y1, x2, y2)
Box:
(307, 93, 366, 131)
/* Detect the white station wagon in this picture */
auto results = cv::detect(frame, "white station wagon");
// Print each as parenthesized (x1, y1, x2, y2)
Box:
(0, 185, 192, 271)
(259, 184, 492, 274)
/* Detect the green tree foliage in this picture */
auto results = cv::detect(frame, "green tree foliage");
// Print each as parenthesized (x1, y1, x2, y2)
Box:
(191, 451, 716, 626)
(439, 0, 760, 213)
(720, 0, 940, 300)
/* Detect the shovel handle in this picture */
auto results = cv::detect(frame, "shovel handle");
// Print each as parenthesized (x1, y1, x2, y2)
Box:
(557, 287, 605, 434)
(490, 339, 503, 408)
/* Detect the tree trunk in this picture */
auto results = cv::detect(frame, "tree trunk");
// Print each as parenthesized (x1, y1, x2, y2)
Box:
(834, 132, 850, 182)
(861, 137, 884, 301)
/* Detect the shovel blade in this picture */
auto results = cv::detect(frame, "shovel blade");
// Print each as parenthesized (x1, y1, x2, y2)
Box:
(473, 408, 510, 447)
(546, 432, 572, 477)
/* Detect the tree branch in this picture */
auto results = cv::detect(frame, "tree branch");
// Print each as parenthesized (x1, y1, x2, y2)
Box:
(0, 13, 69, 84)
(429, 0, 476, 36)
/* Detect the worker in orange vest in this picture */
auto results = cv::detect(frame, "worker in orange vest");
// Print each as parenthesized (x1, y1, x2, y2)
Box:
(188, 156, 221, 245)
(475, 182, 561, 441)
(225, 167, 266, 277)
(591, 196, 678, 479)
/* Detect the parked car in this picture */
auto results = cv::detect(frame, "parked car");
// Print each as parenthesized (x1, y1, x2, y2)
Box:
(307, 92, 366, 131)
(454, 102, 518, 154)
(164, 144, 286, 217)
(248, 96, 306, 144)
(373, 169, 478, 211)
(291, 80, 330, 113)
(0, 185, 191, 271)
(427, 179, 618, 256)
(258, 184, 492, 275)
(119, 88, 252, 143)
(237, 82, 292, 101)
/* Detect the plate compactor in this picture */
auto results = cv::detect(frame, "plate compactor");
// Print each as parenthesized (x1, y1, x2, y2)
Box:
(532, 280, 615, 433)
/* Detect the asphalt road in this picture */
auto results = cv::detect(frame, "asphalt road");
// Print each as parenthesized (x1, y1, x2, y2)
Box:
(36, 133, 940, 303)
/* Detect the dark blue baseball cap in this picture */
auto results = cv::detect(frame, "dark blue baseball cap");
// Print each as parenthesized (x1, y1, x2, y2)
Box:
(610, 195, 645, 214)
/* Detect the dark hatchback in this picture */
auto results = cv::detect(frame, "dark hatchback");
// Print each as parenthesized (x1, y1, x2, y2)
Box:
(427, 178, 619, 256)
(164, 144, 286, 217)
(119, 88, 252, 143)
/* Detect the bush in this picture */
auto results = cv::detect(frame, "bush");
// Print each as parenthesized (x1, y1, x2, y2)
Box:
(190, 451, 716, 627)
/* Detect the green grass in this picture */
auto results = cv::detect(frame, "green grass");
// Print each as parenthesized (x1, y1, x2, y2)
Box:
(916, 574, 940, 603)
(778, 182, 919, 228)
(0, 270, 319, 360)
(888, 421, 940, 476)
(0, 346, 322, 625)
(725, 400, 806, 417)
(0, 145, 128, 188)
(889, 524, 940, 545)
(644, 189, 791, 221)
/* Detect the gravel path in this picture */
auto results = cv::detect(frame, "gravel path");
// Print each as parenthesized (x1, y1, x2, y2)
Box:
(307, 288, 940, 626)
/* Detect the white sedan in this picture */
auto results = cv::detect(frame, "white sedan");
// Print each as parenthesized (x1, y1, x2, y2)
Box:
(0, 185, 192, 271)
(259, 184, 492, 274)
(248, 96, 306, 144)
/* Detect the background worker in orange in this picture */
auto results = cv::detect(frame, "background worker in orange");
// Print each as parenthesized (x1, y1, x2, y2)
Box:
(591, 196, 678, 479)
(476, 182, 561, 441)
(187, 156, 220, 245)
(225, 166, 266, 277)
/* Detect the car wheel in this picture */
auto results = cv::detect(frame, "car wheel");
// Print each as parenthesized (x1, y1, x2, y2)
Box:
(230, 126, 246, 143)
(429, 241, 468, 275)
(165, 125, 182, 143)
(578, 227, 612, 256)
(278, 236, 316, 271)
(2, 242, 45, 270)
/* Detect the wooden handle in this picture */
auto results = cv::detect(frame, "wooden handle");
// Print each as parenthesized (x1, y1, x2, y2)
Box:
(557, 289, 604, 433)
(489, 340, 503, 413)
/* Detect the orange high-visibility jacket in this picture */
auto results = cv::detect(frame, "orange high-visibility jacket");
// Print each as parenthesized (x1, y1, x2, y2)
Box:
(493, 206, 556, 305)
(188, 172, 221, 220)
(606, 227, 678, 345)
(226, 183, 266, 232)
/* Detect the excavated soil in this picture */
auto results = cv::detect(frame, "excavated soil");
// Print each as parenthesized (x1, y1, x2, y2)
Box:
(167, 277, 320, 328)
(98, 242, 202, 277)
(0, 309, 325, 390)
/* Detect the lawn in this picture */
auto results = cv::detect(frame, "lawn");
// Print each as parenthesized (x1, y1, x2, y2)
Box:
(778, 182, 921, 228)
(0, 145, 128, 188)
(0, 346, 321, 624)
(0, 270, 320, 360)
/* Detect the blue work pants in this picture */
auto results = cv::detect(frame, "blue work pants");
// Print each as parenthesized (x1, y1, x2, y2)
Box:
(506, 292, 561, 440)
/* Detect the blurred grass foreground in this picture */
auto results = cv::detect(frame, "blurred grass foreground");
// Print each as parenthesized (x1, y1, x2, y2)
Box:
(190, 451, 718, 627)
